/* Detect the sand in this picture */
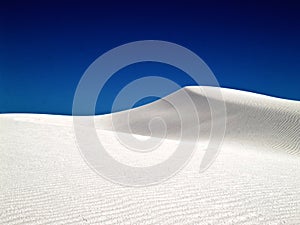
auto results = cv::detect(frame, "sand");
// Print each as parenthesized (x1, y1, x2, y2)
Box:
(0, 86, 299, 224)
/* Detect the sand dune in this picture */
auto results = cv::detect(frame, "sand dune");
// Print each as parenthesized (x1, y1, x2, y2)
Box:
(97, 86, 300, 155)
(0, 87, 300, 224)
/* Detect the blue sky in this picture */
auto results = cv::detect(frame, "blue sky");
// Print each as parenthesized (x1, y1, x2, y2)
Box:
(1, 0, 300, 115)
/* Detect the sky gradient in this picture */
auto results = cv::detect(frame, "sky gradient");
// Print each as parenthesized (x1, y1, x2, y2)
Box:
(1, 0, 300, 115)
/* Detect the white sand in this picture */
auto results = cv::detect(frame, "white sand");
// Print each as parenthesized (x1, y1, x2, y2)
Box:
(0, 86, 300, 224)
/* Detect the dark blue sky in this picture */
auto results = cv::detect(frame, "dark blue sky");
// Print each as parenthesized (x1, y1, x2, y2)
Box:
(1, 0, 300, 115)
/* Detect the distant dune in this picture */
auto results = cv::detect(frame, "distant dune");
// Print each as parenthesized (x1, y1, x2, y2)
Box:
(1, 87, 299, 224)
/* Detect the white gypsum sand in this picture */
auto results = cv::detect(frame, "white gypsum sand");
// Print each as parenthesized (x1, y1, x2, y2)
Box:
(0, 86, 300, 224)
